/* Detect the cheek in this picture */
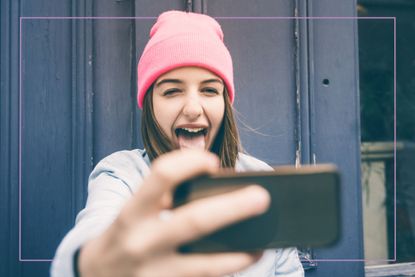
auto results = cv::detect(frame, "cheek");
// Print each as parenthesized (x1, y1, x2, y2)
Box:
(153, 100, 176, 138)
(209, 99, 225, 128)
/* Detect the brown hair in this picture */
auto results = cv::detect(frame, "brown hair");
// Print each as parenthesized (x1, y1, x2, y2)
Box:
(141, 86, 240, 168)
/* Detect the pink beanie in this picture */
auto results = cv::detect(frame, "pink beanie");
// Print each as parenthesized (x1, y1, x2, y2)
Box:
(137, 10, 234, 109)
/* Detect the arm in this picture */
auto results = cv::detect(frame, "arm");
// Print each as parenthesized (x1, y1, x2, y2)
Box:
(51, 150, 147, 277)
(52, 150, 270, 277)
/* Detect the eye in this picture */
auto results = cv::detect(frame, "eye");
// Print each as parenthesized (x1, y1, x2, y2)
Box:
(163, 88, 181, 96)
(201, 87, 219, 95)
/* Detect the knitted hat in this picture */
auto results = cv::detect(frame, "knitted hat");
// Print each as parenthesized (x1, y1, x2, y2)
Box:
(136, 10, 234, 109)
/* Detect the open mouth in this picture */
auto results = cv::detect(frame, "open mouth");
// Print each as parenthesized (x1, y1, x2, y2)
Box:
(175, 127, 208, 150)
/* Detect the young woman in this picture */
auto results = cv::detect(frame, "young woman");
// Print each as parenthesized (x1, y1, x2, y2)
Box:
(51, 11, 304, 277)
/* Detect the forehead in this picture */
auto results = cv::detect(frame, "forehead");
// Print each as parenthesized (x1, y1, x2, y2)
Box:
(156, 66, 221, 82)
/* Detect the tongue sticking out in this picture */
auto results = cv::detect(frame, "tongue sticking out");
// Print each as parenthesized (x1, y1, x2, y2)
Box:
(178, 133, 206, 150)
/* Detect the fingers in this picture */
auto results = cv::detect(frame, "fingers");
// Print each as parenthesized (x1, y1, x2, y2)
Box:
(136, 252, 263, 277)
(141, 149, 219, 208)
(154, 185, 271, 250)
(117, 149, 220, 226)
(151, 149, 220, 188)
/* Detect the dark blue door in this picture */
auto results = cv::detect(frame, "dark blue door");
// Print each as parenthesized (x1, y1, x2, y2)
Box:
(0, 0, 363, 276)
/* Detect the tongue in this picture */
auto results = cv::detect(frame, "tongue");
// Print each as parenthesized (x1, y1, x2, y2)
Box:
(178, 134, 206, 150)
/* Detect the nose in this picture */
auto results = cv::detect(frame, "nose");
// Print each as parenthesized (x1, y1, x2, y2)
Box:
(182, 96, 203, 120)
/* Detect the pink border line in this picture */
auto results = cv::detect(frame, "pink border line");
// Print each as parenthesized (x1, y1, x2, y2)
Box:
(19, 16, 397, 263)
(19, 16, 395, 20)
(394, 16, 397, 261)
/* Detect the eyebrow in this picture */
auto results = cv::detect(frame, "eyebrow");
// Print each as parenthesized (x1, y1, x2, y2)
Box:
(155, 79, 183, 87)
(201, 78, 223, 85)
(155, 78, 224, 87)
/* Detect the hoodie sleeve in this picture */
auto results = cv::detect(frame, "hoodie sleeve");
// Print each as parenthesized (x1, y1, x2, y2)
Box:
(50, 150, 149, 277)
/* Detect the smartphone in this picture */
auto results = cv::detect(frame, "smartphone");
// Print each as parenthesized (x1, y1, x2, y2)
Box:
(173, 164, 341, 253)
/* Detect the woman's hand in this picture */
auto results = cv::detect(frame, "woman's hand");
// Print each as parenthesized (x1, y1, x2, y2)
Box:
(78, 149, 270, 277)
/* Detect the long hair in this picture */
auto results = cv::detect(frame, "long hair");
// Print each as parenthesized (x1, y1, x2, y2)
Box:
(141, 86, 241, 168)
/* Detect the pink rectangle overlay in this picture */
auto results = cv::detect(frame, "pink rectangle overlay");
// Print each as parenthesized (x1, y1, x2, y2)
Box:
(19, 16, 397, 263)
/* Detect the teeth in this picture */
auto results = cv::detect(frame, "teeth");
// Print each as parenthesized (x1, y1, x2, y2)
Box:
(182, 127, 204, 133)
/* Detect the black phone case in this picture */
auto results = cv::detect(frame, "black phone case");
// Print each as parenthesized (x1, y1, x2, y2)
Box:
(173, 164, 341, 253)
